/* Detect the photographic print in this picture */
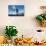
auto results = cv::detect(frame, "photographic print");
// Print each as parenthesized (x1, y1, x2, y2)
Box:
(8, 5, 24, 16)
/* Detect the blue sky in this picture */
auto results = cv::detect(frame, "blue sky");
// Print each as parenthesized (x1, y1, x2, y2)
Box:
(8, 5, 24, 14)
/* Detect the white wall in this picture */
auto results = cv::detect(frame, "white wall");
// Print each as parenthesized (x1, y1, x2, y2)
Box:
(0, 0, 46, 37)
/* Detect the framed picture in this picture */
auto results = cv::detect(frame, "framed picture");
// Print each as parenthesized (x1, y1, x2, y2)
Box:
(8, 5, 24, 16)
